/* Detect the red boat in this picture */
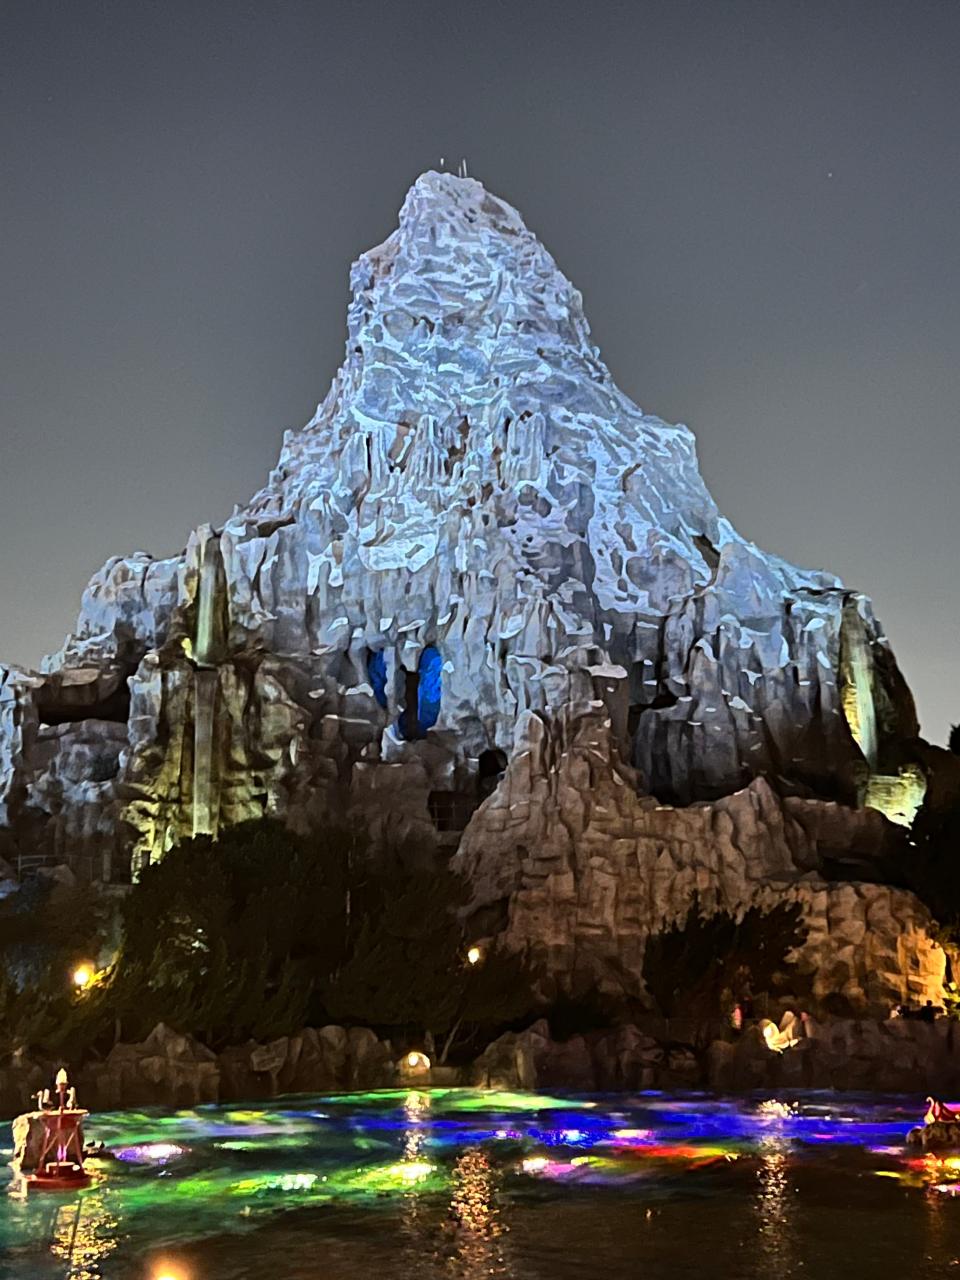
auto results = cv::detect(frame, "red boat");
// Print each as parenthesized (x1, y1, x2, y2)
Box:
(26, 1161, 92, 1192)
(21, 1069, 94, 1193)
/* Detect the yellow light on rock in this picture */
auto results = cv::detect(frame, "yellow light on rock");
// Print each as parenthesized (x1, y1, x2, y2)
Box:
(405, 1051, 430, 1071)
(72, 964, 93, 990)
(466, 946, 482, 966)
(760, 1020, 799, 1054)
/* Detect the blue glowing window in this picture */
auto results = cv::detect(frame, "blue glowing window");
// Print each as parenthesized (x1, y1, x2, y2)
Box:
(367, 650, 388, 708)
(417, 646, 442, 731)
(397, 645, 442, 740)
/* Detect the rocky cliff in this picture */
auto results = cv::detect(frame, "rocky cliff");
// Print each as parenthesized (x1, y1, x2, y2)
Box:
(0, 171, 941, 1014)
(453, 711, 942, 1015)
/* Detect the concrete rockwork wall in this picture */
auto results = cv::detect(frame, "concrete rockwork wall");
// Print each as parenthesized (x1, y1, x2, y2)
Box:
(4, 1016, 957, 1123)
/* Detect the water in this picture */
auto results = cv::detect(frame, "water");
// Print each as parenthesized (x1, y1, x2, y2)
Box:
(2, 1090, 959, 1279)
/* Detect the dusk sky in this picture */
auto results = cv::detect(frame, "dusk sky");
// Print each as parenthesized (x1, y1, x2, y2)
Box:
(1, 0, 957, 743)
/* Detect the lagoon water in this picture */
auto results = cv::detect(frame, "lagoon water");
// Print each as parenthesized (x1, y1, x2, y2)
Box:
(2, 1090, 959, 1279)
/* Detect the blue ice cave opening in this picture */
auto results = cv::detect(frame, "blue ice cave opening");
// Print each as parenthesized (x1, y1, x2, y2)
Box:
(417, 645, 442, 731)
(367, 649, 388, 709)
(397, 645, 442, 740)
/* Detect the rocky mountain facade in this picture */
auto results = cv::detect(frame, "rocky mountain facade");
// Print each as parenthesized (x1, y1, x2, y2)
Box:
(453, 711, 943, 1015)
(0, 171, 945, 1016)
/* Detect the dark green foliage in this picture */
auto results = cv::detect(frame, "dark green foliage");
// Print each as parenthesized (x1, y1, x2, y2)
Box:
(0, 876, 107, 1057)
(905, 802, 960, 944)
(321, 867, 534, 1059)
(641, 895, 808, 1019)
(0, 877, 102, 977)
(106, 819, 361, 1047)
(0, 819, 539, 1061)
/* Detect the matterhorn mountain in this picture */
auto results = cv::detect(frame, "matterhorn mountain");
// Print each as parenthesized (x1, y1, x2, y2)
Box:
(0, 172, 942, 1013)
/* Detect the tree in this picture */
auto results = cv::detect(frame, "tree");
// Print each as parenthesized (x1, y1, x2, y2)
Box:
(104, 819, 359, 1047)
(641, 896, 807, 1020)
(319, 860, 535, 1059)
(0, 875, 106, 1058)
(82, 818, 537, 1056)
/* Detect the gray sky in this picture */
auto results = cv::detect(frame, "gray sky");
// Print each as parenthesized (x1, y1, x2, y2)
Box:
(1, 0, 957, 743)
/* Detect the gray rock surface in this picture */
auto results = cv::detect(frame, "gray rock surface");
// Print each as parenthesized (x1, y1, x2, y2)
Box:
(709, 1014, 960, 1094)
(10, 1111, 57, 1172)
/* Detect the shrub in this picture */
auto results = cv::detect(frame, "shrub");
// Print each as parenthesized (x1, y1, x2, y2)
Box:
(2, 818, 538, 1061)
(641, 895, 807, 1020)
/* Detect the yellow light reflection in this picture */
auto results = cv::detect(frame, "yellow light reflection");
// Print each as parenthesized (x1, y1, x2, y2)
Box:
(753, 1130, 796, 1274)
(403, 1089, 429, 1163)
(49, 1190, 120, 1280)
(388, 1160, 435, 1183)
(448, 1148, 509, 1277)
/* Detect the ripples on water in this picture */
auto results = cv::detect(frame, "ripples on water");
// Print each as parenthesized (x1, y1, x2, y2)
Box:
(2, 1090, 960, 1279)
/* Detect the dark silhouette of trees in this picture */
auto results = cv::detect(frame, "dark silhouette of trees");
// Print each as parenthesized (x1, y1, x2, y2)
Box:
(0, 819, 537, 1062)
(641, 895, 807, 1019)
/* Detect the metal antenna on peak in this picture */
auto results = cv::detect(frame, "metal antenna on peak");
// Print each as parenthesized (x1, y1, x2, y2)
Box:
(439, 156, 446, 170)
(458, 157, 468, 178)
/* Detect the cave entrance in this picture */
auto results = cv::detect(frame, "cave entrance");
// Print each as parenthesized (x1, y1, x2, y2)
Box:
(36, 682, 131, 728)
(397, 645, 442, 741)
(478, 748, 508, 798)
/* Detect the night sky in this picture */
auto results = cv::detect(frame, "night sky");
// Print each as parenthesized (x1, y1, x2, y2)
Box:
(1, 1, 957, 743)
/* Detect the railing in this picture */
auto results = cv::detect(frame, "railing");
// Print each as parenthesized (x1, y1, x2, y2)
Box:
(15, 849, 133, 886)
(15, 852, 60, 880)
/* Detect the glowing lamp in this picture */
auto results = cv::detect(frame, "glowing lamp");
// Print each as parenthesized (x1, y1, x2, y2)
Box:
(404, 1051, 431, 1071)
(466, 946, 482, 966)
(72, 964, 93, 990)
(152, 1263, 190, 1280)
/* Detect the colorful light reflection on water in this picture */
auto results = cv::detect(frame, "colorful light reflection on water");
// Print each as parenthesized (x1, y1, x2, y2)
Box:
(3, 1090, 960, 1278)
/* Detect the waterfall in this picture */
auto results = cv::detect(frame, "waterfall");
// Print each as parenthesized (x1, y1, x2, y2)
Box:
(192, 668, 219, 837)
(841, 610, 879, 772)
(191, 528, 227, 837)
(194, 529, 226, 668)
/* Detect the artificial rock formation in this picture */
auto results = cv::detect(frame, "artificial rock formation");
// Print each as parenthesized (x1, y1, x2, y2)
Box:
(0, 171, 944, 1012)
(453, 711, 943, 1016)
